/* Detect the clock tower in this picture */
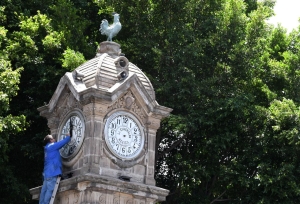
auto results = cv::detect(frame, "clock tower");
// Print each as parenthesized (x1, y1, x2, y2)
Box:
(29, 41, 172, 204)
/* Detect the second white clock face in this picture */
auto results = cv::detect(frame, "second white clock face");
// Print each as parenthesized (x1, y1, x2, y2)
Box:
(105, 111, 144, 159)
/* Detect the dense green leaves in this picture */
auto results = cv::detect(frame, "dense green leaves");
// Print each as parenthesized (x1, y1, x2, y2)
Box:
(0, 19, 26, 202)
(61, 48, 86, 70)
(1, 0, 300, 203)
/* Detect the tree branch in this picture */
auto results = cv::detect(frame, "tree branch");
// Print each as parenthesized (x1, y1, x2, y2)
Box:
(157, 134, 188, 160)
(210, 190, 229, 204)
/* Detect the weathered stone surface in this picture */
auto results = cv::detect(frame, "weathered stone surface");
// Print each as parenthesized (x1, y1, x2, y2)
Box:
(30, 174, 169, 203)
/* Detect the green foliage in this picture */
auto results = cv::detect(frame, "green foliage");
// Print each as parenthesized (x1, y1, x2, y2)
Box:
(0, 59, 25, 153)
(254, 98, 300, 202)
(0, 21, 26, 159)
(0, 38, 27, 203)
(61, 48, 86, 70)
(114, 0, 300, 203)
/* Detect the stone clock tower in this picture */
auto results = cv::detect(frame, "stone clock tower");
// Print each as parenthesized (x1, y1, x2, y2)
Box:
(29, 41, 172, 204)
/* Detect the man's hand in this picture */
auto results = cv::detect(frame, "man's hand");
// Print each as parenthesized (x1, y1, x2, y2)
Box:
(66, 133, 71, 137)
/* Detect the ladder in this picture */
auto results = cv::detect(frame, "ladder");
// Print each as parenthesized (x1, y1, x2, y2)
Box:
(49, 176, 61, 204)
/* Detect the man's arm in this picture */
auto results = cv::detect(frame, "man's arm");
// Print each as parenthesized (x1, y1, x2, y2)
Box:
(48, 134, 71, 151)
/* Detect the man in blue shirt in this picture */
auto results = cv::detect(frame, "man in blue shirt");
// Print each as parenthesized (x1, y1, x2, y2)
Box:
(39, 134, 71, 204)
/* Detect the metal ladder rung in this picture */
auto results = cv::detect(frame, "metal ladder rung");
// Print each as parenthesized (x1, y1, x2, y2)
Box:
(49, 176, 61, 204)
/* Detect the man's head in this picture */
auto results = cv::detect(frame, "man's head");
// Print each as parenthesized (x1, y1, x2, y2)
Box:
(43, 135, 55, 146)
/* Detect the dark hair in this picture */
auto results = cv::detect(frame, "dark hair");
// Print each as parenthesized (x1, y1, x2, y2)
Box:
(43, 135, 53, 146)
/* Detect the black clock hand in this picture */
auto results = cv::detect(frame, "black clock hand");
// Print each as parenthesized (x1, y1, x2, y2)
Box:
(70, 118, 73, 137)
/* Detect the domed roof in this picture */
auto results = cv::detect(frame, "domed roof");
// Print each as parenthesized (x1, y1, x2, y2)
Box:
(72, 41, 155, 100)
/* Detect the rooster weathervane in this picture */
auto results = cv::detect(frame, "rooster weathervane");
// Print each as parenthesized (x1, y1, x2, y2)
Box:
(99, 12, 122, 41)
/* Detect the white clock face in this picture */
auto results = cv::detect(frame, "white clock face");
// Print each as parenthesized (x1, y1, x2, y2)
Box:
(59, 111, 85, 159)
(104, 111, 144, 159)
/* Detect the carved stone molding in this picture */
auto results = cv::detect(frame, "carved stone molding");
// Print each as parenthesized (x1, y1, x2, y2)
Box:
(107, 91, 146, 123)
(113, 196, 120, 204)
(30, 174, 169, 203)
(99, 194, 105, 204)
(126, 200, 133, 204)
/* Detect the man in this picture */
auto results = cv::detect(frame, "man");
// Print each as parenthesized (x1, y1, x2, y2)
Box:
(39, 134, 71, 204)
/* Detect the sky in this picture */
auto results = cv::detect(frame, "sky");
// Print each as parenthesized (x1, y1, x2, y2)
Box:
(267, 0, 300, 32)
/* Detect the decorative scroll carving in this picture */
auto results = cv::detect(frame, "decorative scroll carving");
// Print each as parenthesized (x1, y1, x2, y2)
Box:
(107, 91, 146, 123)
(113, 196, 120, 204)
(99, 194, 105, 204)
(126, 200, 133, 204)
(107, 96, 125, 110)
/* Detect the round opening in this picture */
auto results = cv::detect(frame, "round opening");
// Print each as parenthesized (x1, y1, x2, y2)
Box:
(120, 71, 127, 79)
(119, 59, 126, 67)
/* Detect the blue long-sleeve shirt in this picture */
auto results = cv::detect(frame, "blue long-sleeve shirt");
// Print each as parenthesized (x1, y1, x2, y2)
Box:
(43, 136, 71, 178)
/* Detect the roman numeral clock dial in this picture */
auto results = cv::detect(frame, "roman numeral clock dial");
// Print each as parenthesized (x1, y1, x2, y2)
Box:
(58, 111, 85, 159)
(104, 111, 145, 159)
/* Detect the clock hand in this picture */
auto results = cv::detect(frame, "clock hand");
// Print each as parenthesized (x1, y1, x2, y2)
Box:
(70, 118, 73, 138)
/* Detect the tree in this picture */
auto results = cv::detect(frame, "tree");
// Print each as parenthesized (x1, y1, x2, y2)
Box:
(114, 0, 300, 203)
(0, 8, 26, 202)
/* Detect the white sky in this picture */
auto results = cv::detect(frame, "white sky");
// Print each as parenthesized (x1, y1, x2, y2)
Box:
(267, 0, 300, 32)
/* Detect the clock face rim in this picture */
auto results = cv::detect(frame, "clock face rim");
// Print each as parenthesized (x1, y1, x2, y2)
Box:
(58, 110, 85, 159)
(104, 111, 145, 160)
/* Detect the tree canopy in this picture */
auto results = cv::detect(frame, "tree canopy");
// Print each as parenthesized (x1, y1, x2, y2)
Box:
(1, 0, 300, 203)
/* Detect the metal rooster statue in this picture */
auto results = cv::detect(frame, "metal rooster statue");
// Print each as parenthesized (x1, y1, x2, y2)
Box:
(99, 12, 122, 41)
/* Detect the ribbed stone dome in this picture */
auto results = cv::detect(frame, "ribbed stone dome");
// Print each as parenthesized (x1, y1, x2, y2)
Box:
(72, 41, 155, 100)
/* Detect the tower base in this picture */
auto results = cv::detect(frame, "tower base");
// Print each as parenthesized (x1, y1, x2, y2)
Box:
(29, 174, 169, 204)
